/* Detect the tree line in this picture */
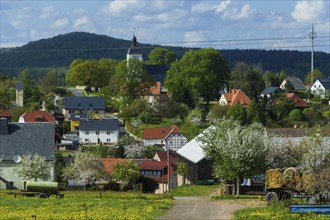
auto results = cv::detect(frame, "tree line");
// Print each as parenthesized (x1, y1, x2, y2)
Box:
(1, 32, 329, 79)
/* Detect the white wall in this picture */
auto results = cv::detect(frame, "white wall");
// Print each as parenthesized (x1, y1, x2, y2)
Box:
(143, 139, 163, 146)
(0, 161, 55, 190)
(79, 130, 119, 144)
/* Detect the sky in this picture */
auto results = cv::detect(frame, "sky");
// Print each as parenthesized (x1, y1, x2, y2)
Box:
(1, 0, 329, 53)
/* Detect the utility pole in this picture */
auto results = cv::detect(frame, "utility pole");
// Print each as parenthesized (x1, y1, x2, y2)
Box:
(309, 24, 316, 86)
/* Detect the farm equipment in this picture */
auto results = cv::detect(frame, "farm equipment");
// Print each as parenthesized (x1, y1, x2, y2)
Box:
(20, 181, 64, 198)
(264, 167, 313, 204)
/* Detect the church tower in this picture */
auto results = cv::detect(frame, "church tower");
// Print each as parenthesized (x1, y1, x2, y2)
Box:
(15, 82, 24, 107)
(127, 30, 143, 61)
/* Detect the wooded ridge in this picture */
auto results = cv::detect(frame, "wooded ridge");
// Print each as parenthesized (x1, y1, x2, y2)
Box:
(1, 32, 329, 78)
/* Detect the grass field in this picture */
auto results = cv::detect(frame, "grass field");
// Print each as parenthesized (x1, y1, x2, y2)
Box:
(0, 190, 173, 220)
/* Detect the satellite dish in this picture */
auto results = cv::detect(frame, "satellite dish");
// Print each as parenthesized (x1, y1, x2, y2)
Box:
(13, 155, 22, 163)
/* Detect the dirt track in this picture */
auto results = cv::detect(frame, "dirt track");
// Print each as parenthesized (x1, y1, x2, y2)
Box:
(157, 192, 266, 220)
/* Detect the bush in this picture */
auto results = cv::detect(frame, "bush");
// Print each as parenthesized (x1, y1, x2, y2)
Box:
(104, 181, 120, 191)
(289, 109, 304, 121)
(136, 175, 159, 193)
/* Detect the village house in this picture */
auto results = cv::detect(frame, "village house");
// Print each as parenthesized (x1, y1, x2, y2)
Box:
(18, 111, 56, 123)
(280, 77, 306, 92)
(143, 126, 188, 151)
(138, 150, 178, 194)
(310, 78, 330, 98)
(63, 96, 106, 131)
(286, 93, 307, 108)
(78, 118, 119, 145)
(176, 126, 214, 186)
(0, 118, 55, 190)
(219, 89, 251, 107)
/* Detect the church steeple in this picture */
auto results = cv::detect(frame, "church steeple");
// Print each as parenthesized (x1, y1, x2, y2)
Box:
(127, 28, 143, 61)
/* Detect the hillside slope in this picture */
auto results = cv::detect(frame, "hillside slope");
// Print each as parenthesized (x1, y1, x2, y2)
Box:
(1, 32, 329, 78)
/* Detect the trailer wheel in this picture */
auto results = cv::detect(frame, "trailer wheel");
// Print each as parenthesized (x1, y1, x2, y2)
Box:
(266, 192, 279, 204)
(38, 193, 48, 198)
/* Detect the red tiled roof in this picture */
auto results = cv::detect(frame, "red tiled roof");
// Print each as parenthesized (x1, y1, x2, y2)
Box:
(287, 93, 307, 107)
(225, 89, 251, 107)
(143, 126, 181, 139)
(155, 150, 179, 164)
(139, 160, 176, 183)
(21, 111, 55, 122)
(148, 82, 161, 95)
(0, 111, 13, 118)
(100, 158, 128, 176)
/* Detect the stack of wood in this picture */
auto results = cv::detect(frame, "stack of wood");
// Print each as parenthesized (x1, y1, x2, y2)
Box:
(283, 167, 302, 190)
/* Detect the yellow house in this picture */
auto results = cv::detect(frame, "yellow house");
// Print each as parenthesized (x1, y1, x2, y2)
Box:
(70, 111, 102, 131)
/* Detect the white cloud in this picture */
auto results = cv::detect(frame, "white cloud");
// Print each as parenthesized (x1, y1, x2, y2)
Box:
(104, 0, 140, 15)
(184, 31, 205, 47)
(51, 18, 68, 29)
(156, 9, 188, 23)
(213, 1, 255, 21)
(213, 0, 231, 13)
(192, 2, 213, 13)
(291, 0, 325, 22)
(73, 16, 93, 30)
(40, 6, 55, 19)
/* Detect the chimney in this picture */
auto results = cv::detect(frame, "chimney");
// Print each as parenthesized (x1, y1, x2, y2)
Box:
(0, 118, 9, 135)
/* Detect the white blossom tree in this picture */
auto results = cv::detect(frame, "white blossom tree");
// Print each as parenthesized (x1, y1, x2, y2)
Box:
(299, 128, 330, 196)
(199, 118, 270, 194)
(63, 150, 103, 190)
(15, 153, 52, 181)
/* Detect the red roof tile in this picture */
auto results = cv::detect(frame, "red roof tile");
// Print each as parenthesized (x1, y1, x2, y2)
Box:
(21, 111, 55, 123)
(155, 150, 179, 164)
(143, 126, 181, 139)
(148, 82, 161, 95)
(287, 93, 307, 107)
(226, 89, 251, 107)
(100, 158, 128, 176)
(0, 111, 13, 118)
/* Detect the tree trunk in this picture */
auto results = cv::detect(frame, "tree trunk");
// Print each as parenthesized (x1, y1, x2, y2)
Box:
(236, 179, 241, 195)
(232, 181, 236, 195)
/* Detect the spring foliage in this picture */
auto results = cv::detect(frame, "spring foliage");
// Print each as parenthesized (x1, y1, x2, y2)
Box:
(15, 153, 52, 181)
(199, 118, 270, 181)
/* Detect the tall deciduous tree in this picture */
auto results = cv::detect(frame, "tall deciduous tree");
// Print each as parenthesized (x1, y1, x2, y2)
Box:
(65, 59, 84, 86)
(70, 60, 105, 90)
(40, 70, 57, 93)
(15, 153, 52, 181)
(305, 69, 323, 86)
(165, 48, 229, 107)
(147, 47, 176, 65)
(200, 119, 270, 194)
(112, 59, 153, 105)
(112, 160, 140, 186)
(229, 62, 265, 100)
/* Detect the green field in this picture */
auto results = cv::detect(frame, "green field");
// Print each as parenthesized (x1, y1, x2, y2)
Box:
(0, 191, 173, 220)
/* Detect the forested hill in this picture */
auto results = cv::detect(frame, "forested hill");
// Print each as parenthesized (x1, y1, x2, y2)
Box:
(0, 31, 329, 78)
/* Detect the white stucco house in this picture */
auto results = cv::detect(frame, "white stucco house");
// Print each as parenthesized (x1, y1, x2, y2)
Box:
(0, 119, 55, 190)
(78, 118, 119, 145)
(310, 78, 330, 98)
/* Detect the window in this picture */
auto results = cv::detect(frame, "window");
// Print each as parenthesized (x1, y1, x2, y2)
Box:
(107, 131, 112, 135)
(96, 131, 99, 135)
(85, 131, 89, 135)
(85, 139, 89, 142)
(106, 139, 111, 143)
(95, 110, 99, 113)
